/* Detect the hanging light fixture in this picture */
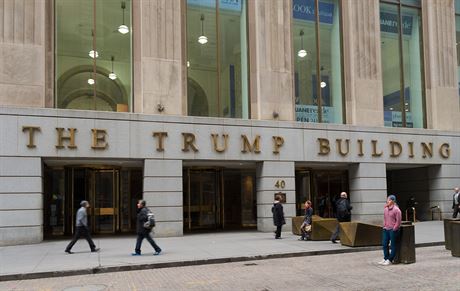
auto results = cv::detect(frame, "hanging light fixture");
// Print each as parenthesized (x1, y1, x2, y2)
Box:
(198, 14, 208, 45)
(118, 1, 129, 34)
(88, 72, 95, 85)
(88, 50, 99, 58)
(109, 56, 117, 80)
(298, 30, 307, 58)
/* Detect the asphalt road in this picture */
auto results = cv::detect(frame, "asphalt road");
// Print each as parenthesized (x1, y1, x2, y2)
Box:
(0, 246, 457, 291)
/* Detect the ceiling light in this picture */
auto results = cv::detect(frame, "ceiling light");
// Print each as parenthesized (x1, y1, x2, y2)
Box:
(109, 56, 117, 80)
(88, 78, 95, 85)
(89, 50, 99, 58)
(118, 2, 130, 34)
(320, 81, 327, 88)
(298, 30, 307, 58)
(198, 14, 208, 45)
(187, 61, 190, 67)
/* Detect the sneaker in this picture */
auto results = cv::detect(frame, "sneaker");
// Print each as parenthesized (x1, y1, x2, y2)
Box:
(298, 238, 304, 241)
(331, 240, 337, 244)
(153, 250, 162, 256)
(377, 259, 386, 265)
(381, 259, 391, 266)
(65, 250, 73, 254)
(131, 253, 141, 256)
(91, 248, 100, 253)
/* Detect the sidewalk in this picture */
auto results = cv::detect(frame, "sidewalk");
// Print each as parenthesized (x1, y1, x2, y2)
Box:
(0, 221, 444, 281)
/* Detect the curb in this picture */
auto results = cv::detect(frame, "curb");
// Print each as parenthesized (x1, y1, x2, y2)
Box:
(0, 241, 445, 282)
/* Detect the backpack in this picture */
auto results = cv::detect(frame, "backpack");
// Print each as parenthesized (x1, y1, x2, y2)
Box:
(143, 211, 156, 229)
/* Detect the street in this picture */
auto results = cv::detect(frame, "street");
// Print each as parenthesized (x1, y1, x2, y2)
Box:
(0, 245, 457, 291)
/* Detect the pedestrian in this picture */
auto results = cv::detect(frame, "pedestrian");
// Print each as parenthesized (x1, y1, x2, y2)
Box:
(65, 200, 100, 254)
(452, 187, 460, 218)
(379, 194, 402, 266)
(330, 192, 352, 243)
(272, 195, 285, 239)
(132, 200, 162, 256)
(299, 200, 313, 241)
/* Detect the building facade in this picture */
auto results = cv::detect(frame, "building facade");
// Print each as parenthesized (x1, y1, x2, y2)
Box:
(1, 0, 460, 246)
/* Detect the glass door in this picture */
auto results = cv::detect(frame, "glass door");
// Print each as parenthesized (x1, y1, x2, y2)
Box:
(92, 169, 118, 234)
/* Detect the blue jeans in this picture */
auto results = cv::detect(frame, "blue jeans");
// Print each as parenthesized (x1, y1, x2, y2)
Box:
(382, 228, 399, 261)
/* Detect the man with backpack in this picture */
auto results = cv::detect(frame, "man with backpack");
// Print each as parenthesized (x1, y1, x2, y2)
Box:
(330, 192, 352, 243)
(132, 200, 162, 256)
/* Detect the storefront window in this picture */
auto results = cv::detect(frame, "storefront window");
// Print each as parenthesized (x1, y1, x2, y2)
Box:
(55, 0, 132, 112)
(381, 0, 424, 128)
(186, 0, 249, 118)
(292, 0, 344, 124)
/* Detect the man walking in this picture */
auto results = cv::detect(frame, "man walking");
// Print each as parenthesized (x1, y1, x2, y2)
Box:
(65, 200, 100, 254)
(452, 187, 460, 218)
(272, 195, 285, 239)
(330, 192, 352, 243)
(132, 200, 162, 256)
(379, 195, 402, 266)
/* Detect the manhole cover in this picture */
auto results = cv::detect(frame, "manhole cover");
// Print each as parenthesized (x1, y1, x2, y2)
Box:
(63, 284, 107, 291)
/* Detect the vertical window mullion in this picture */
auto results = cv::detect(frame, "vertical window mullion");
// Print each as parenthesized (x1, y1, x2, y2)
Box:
(315, 0, 322, 122)
(216, 1, 221, 117)
(397, 3, 406, 127)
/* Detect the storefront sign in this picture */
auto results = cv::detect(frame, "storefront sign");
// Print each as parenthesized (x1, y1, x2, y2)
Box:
(20, 126, 451, 160)
(293, 0, 334, 24)
(380, 12, 413, 35)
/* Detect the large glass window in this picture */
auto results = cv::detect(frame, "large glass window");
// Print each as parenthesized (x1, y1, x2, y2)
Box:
(186, 0, 249, 118)
(456, 1, 460, 97)
(55, 0, 132, 112)
(292, 0, 344, 124)
(381, 0, 424, 128)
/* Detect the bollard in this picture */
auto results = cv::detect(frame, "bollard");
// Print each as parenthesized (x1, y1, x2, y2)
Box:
(393, 223, 416, 264)
(443, 218, 460, 250)
(451, 221, 460, 257)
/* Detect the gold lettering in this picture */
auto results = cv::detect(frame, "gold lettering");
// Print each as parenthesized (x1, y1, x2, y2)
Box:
(91, 129, 108, 149)
(439, 143, 450, 159)
(241, 135, 261, 153)
(408, 142, 415, 158)
(336, 139, 350, 156)
(182, 133, 199, 152)
(421, 142, 433, 158)
(389, 141, 402, 157)
(272, 136, 284, 154)
(317, 138, 330, 155)
(211, 134, 228, 153)
(371, 140, 383, 157)
(153, 132, 168, 152)
(56, 128, 77, 149)
(22, 126, 41, 148)
(357, 139, 364, 156)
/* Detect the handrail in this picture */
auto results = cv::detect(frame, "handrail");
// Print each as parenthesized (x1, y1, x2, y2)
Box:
(430, 205, 441, 221)
(405, 207, 416, 222)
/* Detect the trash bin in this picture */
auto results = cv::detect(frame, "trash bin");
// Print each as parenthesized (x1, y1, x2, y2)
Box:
(443, 218, 460, 250)
(393, 223, 415, 264)
(451, 221, 460, 257)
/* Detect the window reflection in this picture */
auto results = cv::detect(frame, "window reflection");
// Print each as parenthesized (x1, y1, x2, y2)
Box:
(55, 0, 132, 112)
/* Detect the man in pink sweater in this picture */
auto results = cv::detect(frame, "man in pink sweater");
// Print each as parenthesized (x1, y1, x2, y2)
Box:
(378, 195, 402, 266)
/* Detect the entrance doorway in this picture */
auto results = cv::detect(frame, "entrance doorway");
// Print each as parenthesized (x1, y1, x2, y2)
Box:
(43, 166, 142, 237)
(296, 170, 349, 218)
(183, 168, 257, 232)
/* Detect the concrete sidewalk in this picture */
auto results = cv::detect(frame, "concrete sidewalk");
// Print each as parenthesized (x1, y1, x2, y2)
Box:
(0, 221, 444, 281)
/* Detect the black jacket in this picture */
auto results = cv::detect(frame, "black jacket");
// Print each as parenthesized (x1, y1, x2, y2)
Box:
(136, 207, 151, 234)
(272, 202, 285, 226)
(453, 192, 460, 209)
(335, 198, 352, 222)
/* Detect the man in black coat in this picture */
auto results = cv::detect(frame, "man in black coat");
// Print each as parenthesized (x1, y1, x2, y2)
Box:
(272, 195, 285, 239)
(330, 192, 352, 243)
(452, 187, 460, 218)
(132, 200, 162, 256)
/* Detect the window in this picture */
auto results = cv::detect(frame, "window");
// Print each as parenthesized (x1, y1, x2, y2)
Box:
(186, 0, 249, 118)
(455, 1, 460, 97)
(380, 0, 424, 128)
(292, 0, 344, 124)
(55, 0, 132, 112)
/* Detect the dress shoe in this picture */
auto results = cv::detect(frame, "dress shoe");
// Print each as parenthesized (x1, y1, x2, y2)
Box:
(91, 248, 100, 252)
(65, 250, 73, 254)
(153, 249, 162, 256)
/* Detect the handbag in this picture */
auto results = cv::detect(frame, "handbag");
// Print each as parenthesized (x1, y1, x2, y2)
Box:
(303, 224, 312, 233)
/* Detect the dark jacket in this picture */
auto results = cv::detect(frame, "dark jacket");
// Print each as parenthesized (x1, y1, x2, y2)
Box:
(335, 198, 352, 222)
(136, 207, 151, 234)
(452, 192, 460, 209)
(272, 202, 285, 226)
(304, 207, 313, 225)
